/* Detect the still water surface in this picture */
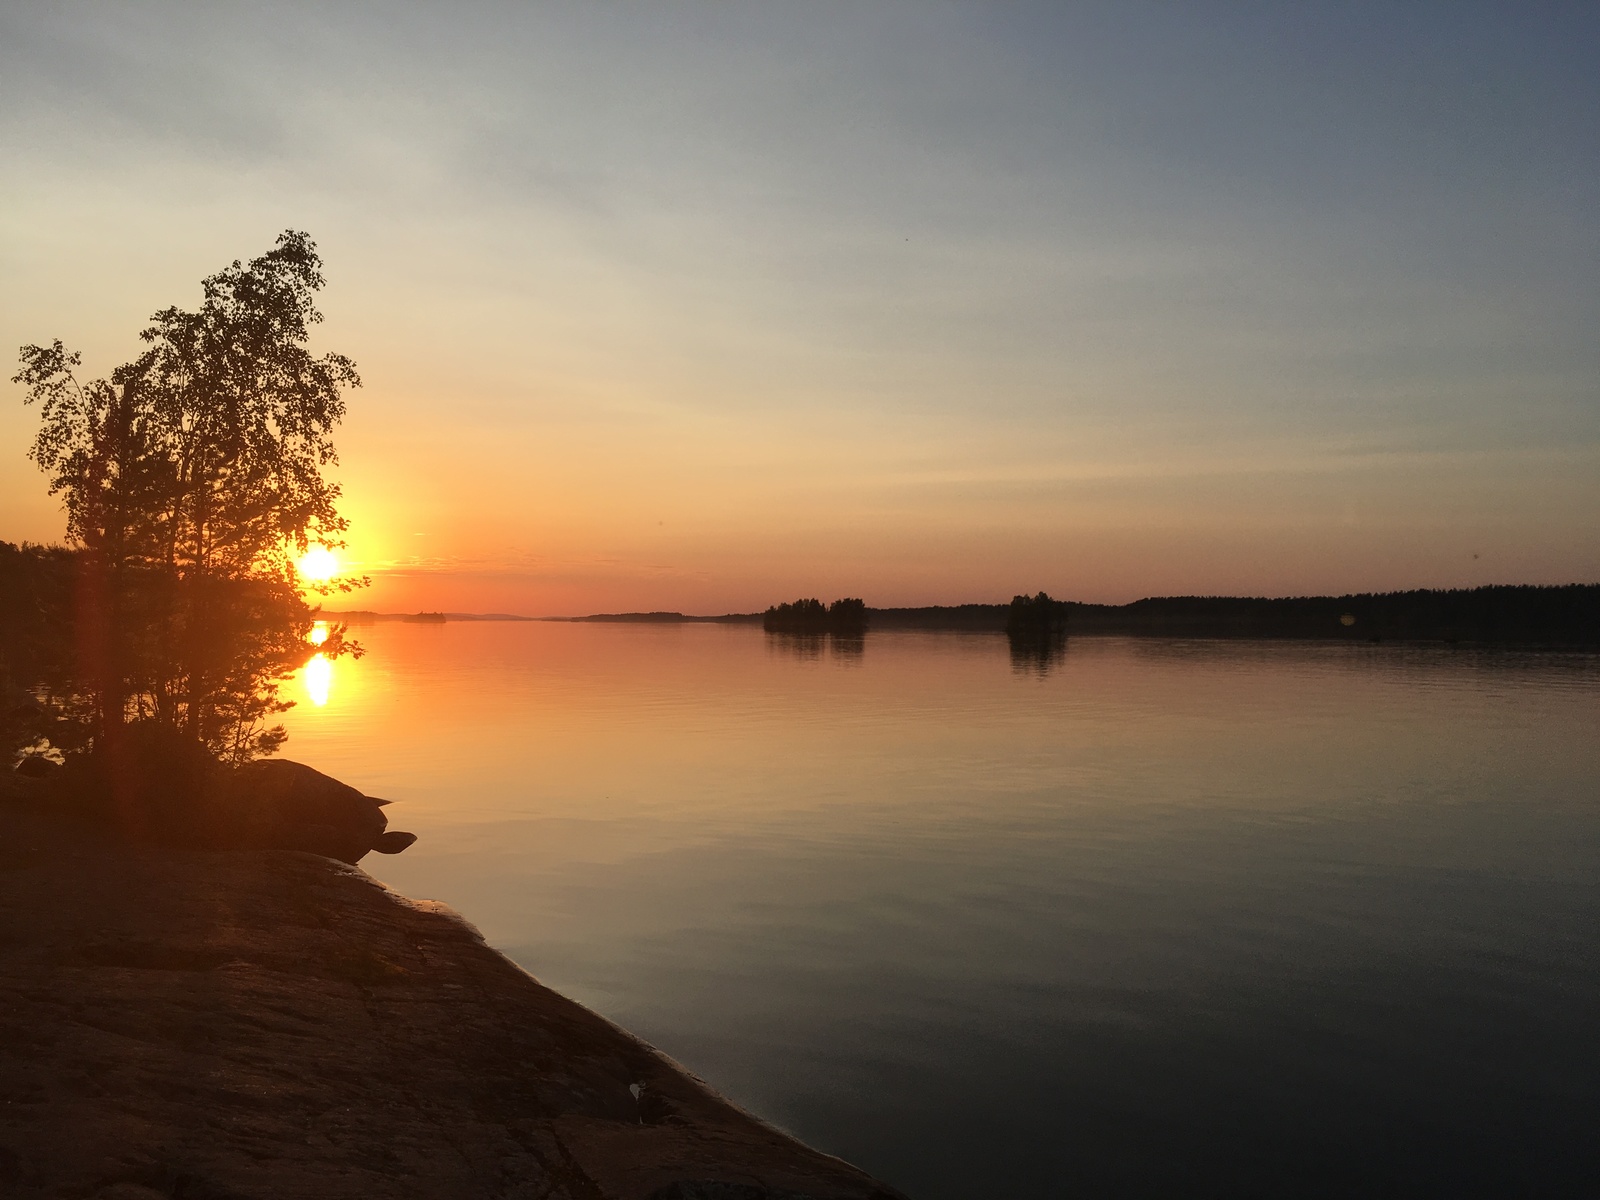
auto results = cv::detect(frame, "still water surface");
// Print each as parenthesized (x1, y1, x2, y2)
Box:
(282, 622, 1600, 1198)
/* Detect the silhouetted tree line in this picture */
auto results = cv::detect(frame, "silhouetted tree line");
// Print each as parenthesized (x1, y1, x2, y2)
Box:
(3, 232, 364, 770)
(1069, 586, 1599, 643)
(763, 597, 868, 635)
(863, 586, 1598, 644)
(862, 604, 1011, 630)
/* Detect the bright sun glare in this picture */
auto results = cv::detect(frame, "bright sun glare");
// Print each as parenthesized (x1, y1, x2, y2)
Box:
(303, 654, 332, 707)
(297, 545, 339, 583)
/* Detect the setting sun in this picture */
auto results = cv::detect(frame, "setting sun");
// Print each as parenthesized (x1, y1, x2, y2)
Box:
(296, 545, 339, 583)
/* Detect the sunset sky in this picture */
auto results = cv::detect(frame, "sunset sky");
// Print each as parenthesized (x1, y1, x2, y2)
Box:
(3, 2, 1596, 615)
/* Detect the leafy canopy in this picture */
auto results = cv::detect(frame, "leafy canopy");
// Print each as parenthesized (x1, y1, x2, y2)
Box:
(9, 231, 364, 762)
(16, 230, 360, 581)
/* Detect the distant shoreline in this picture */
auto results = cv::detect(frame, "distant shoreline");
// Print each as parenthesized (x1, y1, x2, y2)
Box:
(320, 609, 763, 624)
(322, 583, 1598, 646)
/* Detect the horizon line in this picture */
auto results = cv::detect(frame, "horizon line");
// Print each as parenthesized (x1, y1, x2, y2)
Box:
(317, 580, 1600, 624)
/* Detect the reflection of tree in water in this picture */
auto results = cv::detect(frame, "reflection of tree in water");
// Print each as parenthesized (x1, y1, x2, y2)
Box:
(765, 631, 866, 663)
(830, 634, 865, 662)
(768, 632, 826, 661)
(1008, 632, 1067, 676)
(4, 232, 365, 773)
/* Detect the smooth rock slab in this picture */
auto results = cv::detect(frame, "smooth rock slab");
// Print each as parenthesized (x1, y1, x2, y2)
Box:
(0, 801, 906, 1200)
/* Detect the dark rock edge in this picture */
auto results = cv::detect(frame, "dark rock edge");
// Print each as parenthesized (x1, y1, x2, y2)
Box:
(0, 792, 907, 1200)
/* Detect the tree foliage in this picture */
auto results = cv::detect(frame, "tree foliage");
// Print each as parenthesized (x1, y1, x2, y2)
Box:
(1005, 592, 1068, 638)
(17, 231, 358, 580)
(9, 231, 364, 763)
(762, 597, 868, 636)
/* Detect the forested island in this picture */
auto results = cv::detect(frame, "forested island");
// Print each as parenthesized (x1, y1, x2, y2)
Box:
(763, 597, 868, 635)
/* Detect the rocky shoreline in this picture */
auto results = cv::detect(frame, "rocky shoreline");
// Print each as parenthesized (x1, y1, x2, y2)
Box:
(0, 775, 905, 1200)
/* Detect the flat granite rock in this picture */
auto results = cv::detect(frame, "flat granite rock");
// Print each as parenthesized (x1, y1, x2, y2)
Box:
(0, 797, 907, 1200)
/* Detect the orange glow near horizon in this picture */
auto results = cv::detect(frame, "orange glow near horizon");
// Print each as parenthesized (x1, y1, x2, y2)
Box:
(1, 8, 1597, 617)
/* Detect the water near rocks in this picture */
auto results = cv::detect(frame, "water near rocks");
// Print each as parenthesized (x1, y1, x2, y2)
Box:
(282, 622, 1600, 1199)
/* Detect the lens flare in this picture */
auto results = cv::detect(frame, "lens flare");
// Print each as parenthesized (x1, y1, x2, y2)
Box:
(297, 546, 339, 583)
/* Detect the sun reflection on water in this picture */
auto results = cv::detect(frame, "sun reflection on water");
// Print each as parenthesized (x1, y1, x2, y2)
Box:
(304, 653, 332, 707)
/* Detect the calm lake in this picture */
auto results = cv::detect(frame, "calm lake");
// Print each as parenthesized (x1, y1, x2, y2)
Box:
(281, 621, 1600, 1199)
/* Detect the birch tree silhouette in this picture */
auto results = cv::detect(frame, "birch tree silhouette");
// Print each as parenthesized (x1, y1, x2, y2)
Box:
(10, 231, 364, 762)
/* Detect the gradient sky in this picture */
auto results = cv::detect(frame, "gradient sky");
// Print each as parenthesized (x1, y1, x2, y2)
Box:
(3, 1, 1597, 614)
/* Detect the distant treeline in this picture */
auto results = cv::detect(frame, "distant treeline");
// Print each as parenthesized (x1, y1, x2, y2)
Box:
(321, 610, 537, 624)
(569, 611, 761, 624)
(868, 585, 1598, 645)
(763, 598, 868, 635)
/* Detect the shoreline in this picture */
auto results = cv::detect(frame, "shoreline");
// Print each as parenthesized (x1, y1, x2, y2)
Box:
(0, 787, 905, 1200)
(321, 583, 1600, 646)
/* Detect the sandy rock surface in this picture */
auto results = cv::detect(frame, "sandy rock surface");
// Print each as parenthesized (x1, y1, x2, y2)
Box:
(0, 788, 905, 1200)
